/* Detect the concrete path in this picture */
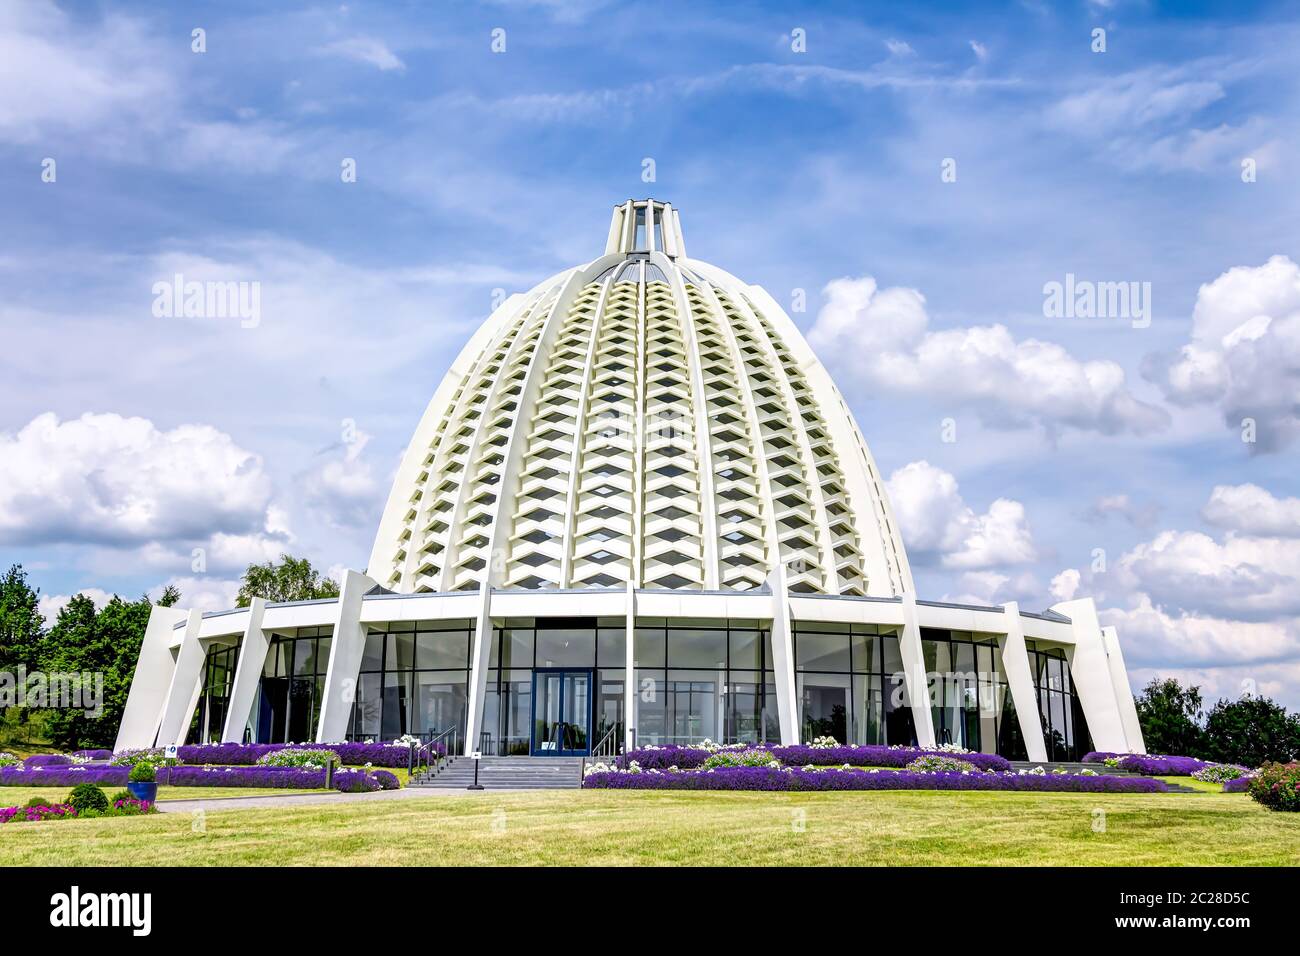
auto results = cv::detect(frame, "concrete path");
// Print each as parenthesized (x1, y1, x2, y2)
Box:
(155, 786, 538, 814)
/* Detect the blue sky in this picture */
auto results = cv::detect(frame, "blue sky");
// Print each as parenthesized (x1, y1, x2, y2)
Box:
(2, 0, 1299, 705)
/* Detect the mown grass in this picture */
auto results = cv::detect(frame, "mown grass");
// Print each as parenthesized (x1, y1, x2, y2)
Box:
(0, 788, 1295, 866)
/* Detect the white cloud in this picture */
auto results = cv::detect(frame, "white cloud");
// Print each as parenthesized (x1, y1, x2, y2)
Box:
(0, 413, 274, 548)
(809, 276, 1168, 436)
(885, 39, 914, 57)
(1084, 493, 1159, 528)
(317, 36, 406, 72)
(1101, 595, 1297, 669)
(1202, 483, 1300, 537)
(302, 428, 382, 529)
(886, 461, 1036, 570)
(1148, 256, 1300, 451)
(150, 576, 242, 614)
(1050, 568, 1080, 602)
(969, 40, 988, 60)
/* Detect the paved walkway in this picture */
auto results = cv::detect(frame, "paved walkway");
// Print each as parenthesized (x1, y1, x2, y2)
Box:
(155, 786, 539, 814)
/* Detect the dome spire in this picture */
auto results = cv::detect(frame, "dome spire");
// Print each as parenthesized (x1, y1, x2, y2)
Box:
(604, 199, 686, 258)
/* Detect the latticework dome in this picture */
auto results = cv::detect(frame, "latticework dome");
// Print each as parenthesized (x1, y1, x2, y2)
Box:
(368, 199, 914, 598)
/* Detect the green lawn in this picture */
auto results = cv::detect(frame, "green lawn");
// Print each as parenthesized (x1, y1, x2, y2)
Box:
(0, 785, 327, 803)
(0, 789, 1295, 866)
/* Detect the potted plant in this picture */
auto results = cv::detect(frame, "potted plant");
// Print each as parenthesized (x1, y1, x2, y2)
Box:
(127, 761, 158, 802)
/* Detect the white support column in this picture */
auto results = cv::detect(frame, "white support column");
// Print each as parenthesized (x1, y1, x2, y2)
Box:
(463, 583, 495, 756)
(766, 564, 800, 745)
(899, 594, 937, 748)
(998, 602, 1048, 762)
(1052, 598, 1130, 753)
(316, 569, 377, 743)
(116, 605, 188, 751)
(1102, 625, 1145, 753)
(154, 609, 205, 748)
(625, 581, 636, 752)
(220, 598, 269, 743)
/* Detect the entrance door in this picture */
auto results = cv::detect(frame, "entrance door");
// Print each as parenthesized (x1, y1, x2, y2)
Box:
(532, 670, 592, 756)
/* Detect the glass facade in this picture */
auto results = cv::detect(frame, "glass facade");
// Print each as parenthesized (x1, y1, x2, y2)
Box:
(346, 620, 472, 742)
(793, 622, 915, 746)
(253, 626, 333, 744)
(1027, 642, 1095, 761)
(192, 640, 240, 744)
(634, 618, 778, 747)
(918, 628, 1012, 756)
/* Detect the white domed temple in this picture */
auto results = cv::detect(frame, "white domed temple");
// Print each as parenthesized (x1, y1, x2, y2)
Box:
(118, 200, 1145, 761)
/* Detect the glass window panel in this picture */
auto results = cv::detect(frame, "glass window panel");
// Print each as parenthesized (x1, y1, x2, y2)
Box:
(634, 627, 666, 667)
(293, 638, 317, 677)
(315, 637, 331, 673)
(796, 630, 851, 672)
(361, 632, 384, 672)
(729, 627, 762, 670)
(416, 629, 468, 670)
(499, 628, 533, 669)
(852, 674, 884, 746)
(597, 668, 625, 741)
(597, 628, 625, 669)
(665, 669, 721, 745)
(535, 627, 595, 667)
(414, 671, 467, 739)
(634, 668, 666, 746)
(668, 628, 727, 669)
(800, 672, 850, 743)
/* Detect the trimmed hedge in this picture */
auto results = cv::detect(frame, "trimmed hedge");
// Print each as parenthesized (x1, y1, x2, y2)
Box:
(616, 744, 1012, 773)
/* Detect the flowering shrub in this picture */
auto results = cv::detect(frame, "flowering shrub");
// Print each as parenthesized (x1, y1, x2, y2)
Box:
(371, 770, 400, 790)
(1191, 763, 1250, 784)
(110, 748, 180, 769)
(584, 766, 1169, 794)
(128, 762, 157, 783)
(73, 749, 113, 761)
(702, 748, 780, 770)
(1223, 775, 1254, 794)
(0, 752, 20, 767)
(935, 743, 973, 754)
(24, 754, 71, 767)
(256, 748, 341, 770)
(1246, 761, 1300, 812)
(906, 755, 981, 774)
(0, 797, 155, 823)
(808, 736, 839, 749)
(155, 765, 384, 793)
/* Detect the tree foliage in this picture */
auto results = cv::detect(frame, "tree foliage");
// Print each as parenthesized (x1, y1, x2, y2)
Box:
(237, 554, 340, 606)
(0, 564, 45, 673)
(1202, 695, 1300, 767)
(1134, 677, 1205, 757)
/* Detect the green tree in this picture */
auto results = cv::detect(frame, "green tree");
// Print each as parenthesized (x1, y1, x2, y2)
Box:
(236, 554, 340, 606)
(1202, 695, 1300, 767)
(0, 564, 46, 673)
(39, 586, 180, 750)
(1134, 677, 1205, 757)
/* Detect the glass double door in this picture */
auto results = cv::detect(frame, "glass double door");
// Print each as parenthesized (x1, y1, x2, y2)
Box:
(532, 669, 592, 756)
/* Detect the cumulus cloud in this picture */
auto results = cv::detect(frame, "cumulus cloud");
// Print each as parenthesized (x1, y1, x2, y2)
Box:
(302, 427, 382, 530)
(149, 576, 242, 615)
(1101, 596, 1297, 669)
(0, 412, 274, 548)
(1084, 493, 1159, 528)
(886, 461, 1036, 570)
(1202, 483, 1300, 537)
(38, 587, 116, 625)
(809, 276, 1168, 437)
(1146, 256, 1300, 451)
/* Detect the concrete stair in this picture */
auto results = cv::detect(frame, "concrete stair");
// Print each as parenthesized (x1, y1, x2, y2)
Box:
(408, 756, 586, 790)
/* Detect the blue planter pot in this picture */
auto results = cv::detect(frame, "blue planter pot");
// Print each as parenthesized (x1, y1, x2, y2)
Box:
(127, 781, 158, 802)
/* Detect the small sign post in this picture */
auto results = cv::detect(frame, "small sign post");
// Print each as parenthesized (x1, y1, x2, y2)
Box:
(468, 751, 484, 790)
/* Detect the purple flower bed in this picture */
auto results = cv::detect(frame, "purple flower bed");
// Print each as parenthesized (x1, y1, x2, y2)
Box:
(24, 754, 72, 767)
(156, 765, 382, 792)
(615, 744, 1011, 773)
(772, 745, 1012, 772)
(0, 766, 128, 787)
(73, 749, 112, 761)
(1117, 754, 1213, 775)
(173, 742, 431, 768)
(1223, 776, 1253, 793)
(584, 766, 1169, 793)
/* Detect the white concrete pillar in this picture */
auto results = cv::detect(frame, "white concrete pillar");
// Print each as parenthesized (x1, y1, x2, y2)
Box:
(315, 569, 377, 743)
(462, 583, 495, 756)
(1053, 598, 1130, 753)
(154, 609, 206, 748)
(998, 602, 1048, 762)
(899, 594, 937, 748)
(625, 581, 636, 752)
(1102, 625, 1146, 753)
(766, 564, 800, 745)
(115, 605, 188, 751)
(220, 598, 269, 743)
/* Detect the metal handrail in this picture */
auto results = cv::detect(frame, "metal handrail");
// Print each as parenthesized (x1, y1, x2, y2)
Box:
(411, 726, 459, 777)
(590, 722, 621, 760)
